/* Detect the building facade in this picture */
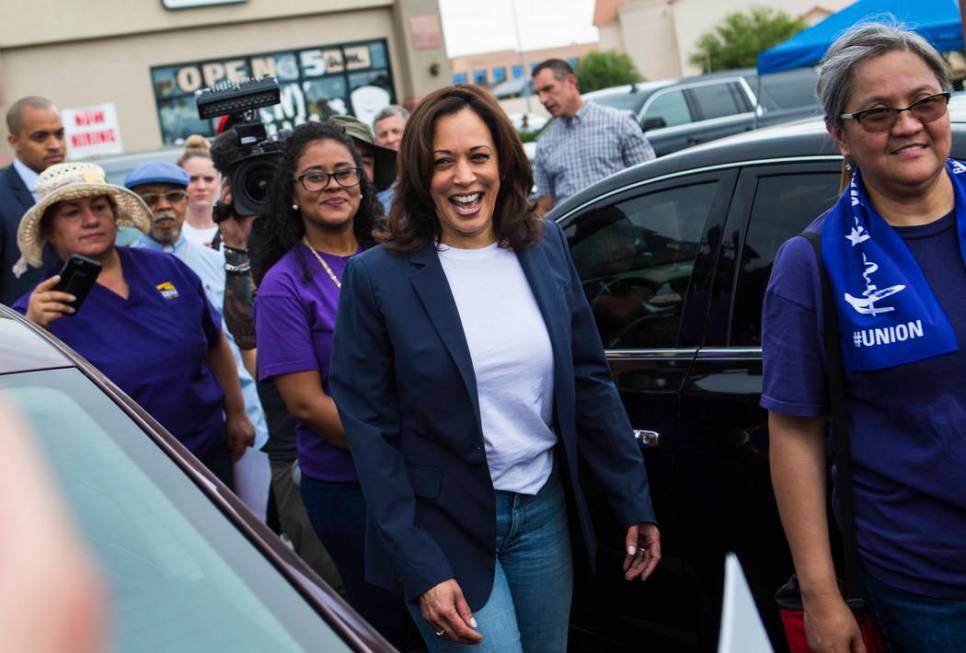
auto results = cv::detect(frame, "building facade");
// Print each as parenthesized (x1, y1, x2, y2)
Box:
(594, 0, 850, 82)
(0, 0, 451, 160)
(450, 43, 597, 87)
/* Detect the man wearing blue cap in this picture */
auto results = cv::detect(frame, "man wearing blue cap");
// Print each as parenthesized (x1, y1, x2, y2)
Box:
(124, 161, 271, 519)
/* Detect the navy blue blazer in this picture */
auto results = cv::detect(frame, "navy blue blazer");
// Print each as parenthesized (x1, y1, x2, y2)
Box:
(0, 164, 41, 305)
(329, 221, 656, 609)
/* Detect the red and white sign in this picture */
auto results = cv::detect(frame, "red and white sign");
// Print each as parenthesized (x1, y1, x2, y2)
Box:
(62, 103, 124, 159)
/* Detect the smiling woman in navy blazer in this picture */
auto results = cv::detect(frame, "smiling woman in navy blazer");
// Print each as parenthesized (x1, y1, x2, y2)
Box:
(330, 85, 660, 652)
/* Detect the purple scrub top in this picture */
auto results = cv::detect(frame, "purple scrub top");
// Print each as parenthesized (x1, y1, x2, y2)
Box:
(15, 246, 225, 457)
(255, 245, 358, 482)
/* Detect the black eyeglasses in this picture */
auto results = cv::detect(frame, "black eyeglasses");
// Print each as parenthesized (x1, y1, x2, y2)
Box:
(137, 190, 188, 206)
(294, 168, 362, 192)
(839, 92, 950, 132)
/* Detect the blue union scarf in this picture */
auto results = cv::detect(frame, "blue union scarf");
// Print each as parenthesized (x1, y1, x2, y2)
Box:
(822, 160, 966, 372)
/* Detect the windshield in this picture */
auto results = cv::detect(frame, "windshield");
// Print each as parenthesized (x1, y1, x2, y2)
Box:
(0, 368, 353, 653)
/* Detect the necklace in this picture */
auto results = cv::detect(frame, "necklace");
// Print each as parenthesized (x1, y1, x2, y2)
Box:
(302, 237, 341, 288)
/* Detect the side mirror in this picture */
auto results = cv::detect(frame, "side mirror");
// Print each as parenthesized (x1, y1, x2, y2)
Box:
(642, 116, 666, 132)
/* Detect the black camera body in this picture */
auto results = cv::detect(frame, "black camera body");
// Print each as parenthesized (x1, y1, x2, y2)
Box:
(220, 122, 287, 218)
(196, 77, 287, 217)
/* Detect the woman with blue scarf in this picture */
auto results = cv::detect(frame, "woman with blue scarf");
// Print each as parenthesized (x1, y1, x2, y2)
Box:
(763, 23, 966, 653)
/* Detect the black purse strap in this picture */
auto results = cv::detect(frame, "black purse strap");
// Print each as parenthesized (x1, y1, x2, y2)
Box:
(800, 230, 862, 602)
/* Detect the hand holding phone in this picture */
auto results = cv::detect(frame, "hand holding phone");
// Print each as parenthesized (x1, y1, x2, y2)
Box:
(25, 255, 102, 328)
(53, 255, 102, 311)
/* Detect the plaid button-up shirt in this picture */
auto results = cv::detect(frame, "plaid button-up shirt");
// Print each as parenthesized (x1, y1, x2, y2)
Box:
(533, 101, 655, 205)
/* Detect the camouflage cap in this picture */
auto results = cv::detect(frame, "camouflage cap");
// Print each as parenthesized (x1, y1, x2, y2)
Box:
(328, 114, 397, 192)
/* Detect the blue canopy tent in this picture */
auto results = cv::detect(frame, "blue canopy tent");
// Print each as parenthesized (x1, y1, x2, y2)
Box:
(757, 0, 963, 75)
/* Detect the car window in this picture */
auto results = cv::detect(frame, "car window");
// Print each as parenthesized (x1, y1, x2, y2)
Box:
(591, 93, 645, 114)
(643, 90, 692, 129)
(730, 172, 840, 345)
(689, 82, 742, 120)
(566, 181, 719, 349)
(729, 82, 753, 112)
(757, 68, 820, 111)
(0, 368, 353, 653)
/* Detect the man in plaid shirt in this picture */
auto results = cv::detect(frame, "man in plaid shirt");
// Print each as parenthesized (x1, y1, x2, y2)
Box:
(532, 59, 655, 216)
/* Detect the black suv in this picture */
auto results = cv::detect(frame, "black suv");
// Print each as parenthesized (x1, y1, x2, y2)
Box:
(557, 101, 966, 652)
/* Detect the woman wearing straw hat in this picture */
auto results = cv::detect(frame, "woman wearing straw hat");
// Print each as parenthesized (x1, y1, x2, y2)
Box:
(13, 161, 254, 486)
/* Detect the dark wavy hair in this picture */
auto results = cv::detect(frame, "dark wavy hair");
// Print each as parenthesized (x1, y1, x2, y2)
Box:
(251, 121, 382, 286)
(377, 85, 540, 253)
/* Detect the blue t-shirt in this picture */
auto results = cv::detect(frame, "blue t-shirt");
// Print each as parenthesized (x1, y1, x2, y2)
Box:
(14, 247, 225, 457)
(762, 211, 966, 599)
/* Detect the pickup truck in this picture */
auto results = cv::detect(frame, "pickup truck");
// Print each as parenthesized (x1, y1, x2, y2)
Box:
(527, 67, 823, 161)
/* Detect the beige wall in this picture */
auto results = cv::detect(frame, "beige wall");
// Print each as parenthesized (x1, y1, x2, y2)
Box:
(597, 23, 625, 55)
(0, 0, 392, 49)
(0, 1, 451, 160)
(598, 0, 852, 80)
(391, 0, 452, 106)
(0, 9, 398, 157)
(618, 0, 681, 81)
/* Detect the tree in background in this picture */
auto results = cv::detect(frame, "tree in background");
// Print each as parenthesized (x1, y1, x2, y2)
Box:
(575, 50, 643, 93)
(689, 7, 806, 73)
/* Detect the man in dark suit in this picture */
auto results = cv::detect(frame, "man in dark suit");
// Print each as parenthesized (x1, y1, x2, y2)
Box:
(1, 96, 65, 305)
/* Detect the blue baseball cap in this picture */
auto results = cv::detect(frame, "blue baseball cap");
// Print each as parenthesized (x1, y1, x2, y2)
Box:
(124, 161, 189, 189)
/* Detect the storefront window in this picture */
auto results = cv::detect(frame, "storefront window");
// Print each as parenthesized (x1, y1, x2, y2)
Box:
(150, 39, 395, 144)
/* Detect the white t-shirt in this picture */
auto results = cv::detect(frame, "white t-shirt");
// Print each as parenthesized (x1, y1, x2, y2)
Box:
(437, 242, 556, 495)
(181, 222, 220, 250)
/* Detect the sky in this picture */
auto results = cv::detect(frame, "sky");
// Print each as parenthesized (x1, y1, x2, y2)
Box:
(438, 0, 599, 58)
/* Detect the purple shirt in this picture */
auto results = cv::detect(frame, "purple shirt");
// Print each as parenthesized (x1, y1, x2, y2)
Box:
(14, 247, 224, 457)
(762, 212, 966, 599)
(255, 245, 356, 482)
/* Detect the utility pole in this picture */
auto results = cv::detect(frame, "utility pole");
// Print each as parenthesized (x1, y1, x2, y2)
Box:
(509, 0, 532, 113)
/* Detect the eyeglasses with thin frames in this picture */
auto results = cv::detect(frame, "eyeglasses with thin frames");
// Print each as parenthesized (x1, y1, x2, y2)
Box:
(294, 167, 362, 192)
(839, 92, 950, 132)
(137, 190, 188, 206)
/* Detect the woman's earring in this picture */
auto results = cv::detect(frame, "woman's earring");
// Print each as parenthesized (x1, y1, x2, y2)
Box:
(844, 160, 853, 172)
(291, 203, 299, 211)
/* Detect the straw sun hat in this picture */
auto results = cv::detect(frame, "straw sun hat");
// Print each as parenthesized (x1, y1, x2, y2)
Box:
(17, 161, 151, 267)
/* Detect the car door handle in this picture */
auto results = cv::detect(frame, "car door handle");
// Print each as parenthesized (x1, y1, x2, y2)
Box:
(634, 429, 661, 449)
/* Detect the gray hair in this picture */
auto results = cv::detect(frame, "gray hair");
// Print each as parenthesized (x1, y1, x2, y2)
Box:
(5, 96, 57, 135)
(818, 22, 950, 129)
(373, 104, 410, 127)
(532, 58, 574, 81)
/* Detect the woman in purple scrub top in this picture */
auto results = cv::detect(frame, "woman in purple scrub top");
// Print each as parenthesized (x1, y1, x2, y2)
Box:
(251, 121, 409, 649)
(14, 162, 254, 487)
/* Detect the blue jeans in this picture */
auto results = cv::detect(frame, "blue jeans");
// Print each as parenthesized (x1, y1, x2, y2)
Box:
(409, 464, 573, 652)
(865, 572, 966, 653)
(300, 476, 410, 650)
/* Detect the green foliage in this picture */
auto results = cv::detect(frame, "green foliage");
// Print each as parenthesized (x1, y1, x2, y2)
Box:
(574, 50, 643, 93)
(689, 7, 806, 73)
(518, 130, 540, 143)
